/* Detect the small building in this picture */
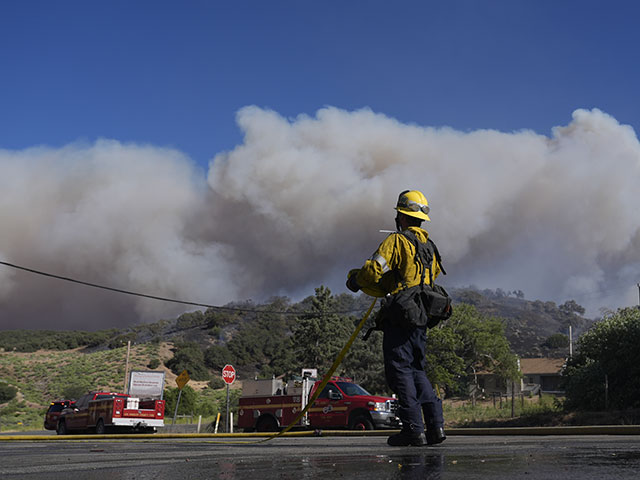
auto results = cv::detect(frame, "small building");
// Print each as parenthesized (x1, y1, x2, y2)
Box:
(473, 357, 566, 397)
(520, 357, 566, 395)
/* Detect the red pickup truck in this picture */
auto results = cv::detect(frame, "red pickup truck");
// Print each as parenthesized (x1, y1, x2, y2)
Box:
(56, 391, 165, 434)
(238, 374, 400, 432)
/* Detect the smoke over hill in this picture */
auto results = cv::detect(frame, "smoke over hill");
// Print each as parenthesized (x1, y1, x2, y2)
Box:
(1, 107, 639, 329)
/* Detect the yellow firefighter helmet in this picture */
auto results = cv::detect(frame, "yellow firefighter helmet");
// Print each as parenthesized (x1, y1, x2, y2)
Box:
(395, 190, 430, 221)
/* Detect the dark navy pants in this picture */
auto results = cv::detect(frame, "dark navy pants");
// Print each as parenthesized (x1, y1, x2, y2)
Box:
(383, 324, 444, 434)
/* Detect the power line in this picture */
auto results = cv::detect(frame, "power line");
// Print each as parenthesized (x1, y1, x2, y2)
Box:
(0, 260, 367, 317)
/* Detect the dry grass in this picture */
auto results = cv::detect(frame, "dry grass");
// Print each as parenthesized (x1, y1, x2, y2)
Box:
(444, 395, 640, 427)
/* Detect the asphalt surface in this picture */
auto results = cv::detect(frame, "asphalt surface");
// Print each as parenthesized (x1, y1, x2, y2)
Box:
(2, 433, 640, 479)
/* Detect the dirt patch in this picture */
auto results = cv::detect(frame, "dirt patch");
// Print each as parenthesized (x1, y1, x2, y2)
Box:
(157, 342, 175, 363)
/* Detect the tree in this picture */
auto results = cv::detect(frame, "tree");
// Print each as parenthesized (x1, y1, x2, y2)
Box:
(290, 286, 353, 374)
(343, 320, 387, 395)
(251, 298, 297, 377)
(426, 304, 519, 396)
(543, 333, 569, 349)
(225, 297, 297, 376)
(564, 307, 640, 410)
(165, 342, 210, 381)
(163, 386, 197, 416)
(560, 300, 586, 316)
(175, 310, 206, 330)
(559, 300, 586, 328)
(423, 326, 466, 395)
(204, 345, 234, 371)
(203, 308, 233, 329)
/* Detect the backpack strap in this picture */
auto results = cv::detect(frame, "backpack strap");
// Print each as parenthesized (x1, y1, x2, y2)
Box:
(400, 230, 446, 291)
(428, 238, 446, 276)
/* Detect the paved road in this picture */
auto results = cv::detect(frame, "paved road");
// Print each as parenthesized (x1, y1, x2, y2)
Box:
(1, 434, 640, 479)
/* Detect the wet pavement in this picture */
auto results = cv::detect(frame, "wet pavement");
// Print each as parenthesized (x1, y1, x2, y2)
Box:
(1, 434, 640, 479)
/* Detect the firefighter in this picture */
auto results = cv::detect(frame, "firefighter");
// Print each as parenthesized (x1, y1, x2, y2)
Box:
(346, 190, 447, 446)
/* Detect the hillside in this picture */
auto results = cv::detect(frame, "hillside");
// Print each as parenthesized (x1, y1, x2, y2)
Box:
(0, 288, 595, 430)
(449, 288, 594, 357)
(0, 288, 593, 359)
(0, 341, 240, 432)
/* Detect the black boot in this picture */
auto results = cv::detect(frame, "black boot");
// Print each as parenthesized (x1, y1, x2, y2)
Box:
(425, 426, 446, 445)
(387, 430, 427, 447)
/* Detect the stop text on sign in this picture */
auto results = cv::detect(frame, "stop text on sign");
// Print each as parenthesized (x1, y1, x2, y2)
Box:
(222, 364, 236, 385)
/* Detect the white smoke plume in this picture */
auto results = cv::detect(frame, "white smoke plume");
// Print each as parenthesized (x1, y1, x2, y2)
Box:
(1, 107, 639, 329)
(0, 141, 239, 330)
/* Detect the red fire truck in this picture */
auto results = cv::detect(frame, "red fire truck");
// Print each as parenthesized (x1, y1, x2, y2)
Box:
(238, 370, 400, 432)
(56, 391, 165, 434)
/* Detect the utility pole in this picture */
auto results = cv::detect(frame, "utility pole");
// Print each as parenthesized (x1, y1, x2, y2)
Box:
(123, 340, 131, 393)
(569, 325, 573, 358)
(637, 283, 640, 306)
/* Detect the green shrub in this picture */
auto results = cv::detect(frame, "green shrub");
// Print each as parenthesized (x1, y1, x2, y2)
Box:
(0, 382, 18, 403)
(564, 307, 640, 410)
(147, 358, 161, 369)
(165, 342, 210, 381)
(208, 377, 226, 389)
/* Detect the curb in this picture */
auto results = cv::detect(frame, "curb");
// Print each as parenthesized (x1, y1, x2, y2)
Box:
(1, 425, 639, 441)
(445, 425, 640, 435)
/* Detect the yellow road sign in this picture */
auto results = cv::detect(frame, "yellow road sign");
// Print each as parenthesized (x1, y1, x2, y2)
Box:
(175, 370, 190, 390)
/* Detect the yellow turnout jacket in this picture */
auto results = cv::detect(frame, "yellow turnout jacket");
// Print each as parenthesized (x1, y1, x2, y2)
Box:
(352, 227, 442, 298)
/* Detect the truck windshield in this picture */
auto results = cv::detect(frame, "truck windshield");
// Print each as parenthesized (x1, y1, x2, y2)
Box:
(335, 382, 371, 396)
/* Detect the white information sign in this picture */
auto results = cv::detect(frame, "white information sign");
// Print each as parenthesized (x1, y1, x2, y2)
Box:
(128, 370, 166, 399)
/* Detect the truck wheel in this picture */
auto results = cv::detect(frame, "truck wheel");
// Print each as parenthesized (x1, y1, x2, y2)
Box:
(256, 416, 279, 432)
(95, 419, 106, 435)
(349, 416, 373, 431)
(56, 420, 67, 435)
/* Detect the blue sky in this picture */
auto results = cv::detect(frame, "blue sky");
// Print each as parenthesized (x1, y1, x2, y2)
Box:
(2, 1, 640, 328)
(3, 1, 639, 169)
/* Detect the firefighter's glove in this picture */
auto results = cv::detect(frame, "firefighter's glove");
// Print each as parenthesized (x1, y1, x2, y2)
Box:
(346, 269, 361, 293)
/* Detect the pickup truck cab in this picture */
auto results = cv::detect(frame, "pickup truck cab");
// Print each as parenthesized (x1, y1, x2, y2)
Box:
(57, 391, 165, 434)
(311, 378, 399, 430)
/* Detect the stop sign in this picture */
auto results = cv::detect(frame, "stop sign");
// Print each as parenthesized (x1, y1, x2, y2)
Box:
(222, 364, 236, 385)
